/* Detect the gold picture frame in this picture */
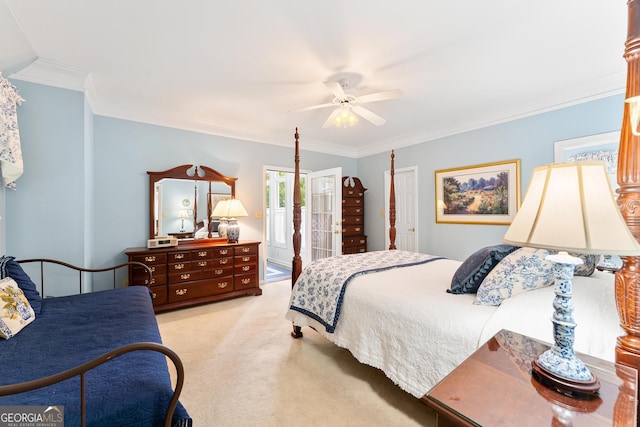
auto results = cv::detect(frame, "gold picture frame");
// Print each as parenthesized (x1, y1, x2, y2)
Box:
(435, 159, 521, 225)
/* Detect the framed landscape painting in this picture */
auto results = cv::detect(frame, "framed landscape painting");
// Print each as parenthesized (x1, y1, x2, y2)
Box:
(435, 159, 520, 225)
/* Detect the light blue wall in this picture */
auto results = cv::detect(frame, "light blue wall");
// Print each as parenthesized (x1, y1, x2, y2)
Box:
(6, 82, 86, 263)
(358, 95, 625, 261)
(4, 78, 625, 276)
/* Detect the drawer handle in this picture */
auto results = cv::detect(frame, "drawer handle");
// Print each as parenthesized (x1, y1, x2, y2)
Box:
(175, 289, 188, 296)
(359, 239, 365, 244)
(242, 247, 250, 253)
(218, 282, 229, 289)
(198, 261, 207, 267)
(198, 251, 207, 257)
(242, 256, 250, 262)
(219, 259, 228, 265)
(220, 249, 229, 255)
(242, 278, 251, 285)
(152, 292, 157, 299)
(214, 269, 223, 275)
(242, 266, 250, 271)
(174, 263, 185, 270)
(356, 209, 361, 213)
(181, 273, 191, 280)
(355, 227, 361, 232)
(144, 278, 150, 285)
(150, 278, 156, 285)
(175, 253, 185, 259)
(144, 256, 156, 262)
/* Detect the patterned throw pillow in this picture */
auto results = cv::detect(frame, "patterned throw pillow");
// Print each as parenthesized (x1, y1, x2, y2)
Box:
(0, 256, 41, 314)
(474, 247, 555, 306)
(0, 277, 35, 339)
(448, 244, 519, 294)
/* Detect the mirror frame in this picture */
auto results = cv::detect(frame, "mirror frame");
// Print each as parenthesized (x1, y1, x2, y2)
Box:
(148, 164, 237, 241)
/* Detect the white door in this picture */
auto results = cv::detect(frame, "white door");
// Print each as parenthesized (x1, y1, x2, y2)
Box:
(385, 167, 418, 251)
(309, 167, 342, 261)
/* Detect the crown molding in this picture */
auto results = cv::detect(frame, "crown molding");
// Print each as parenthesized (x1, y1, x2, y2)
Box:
(9, 57, 88, 92)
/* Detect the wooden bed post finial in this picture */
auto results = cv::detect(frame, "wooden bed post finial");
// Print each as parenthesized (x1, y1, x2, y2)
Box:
(389, 150, 397, 250)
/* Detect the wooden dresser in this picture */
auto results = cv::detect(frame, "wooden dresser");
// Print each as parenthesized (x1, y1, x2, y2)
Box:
(125, 240, 261, 312)
(341, 176, 367, 254)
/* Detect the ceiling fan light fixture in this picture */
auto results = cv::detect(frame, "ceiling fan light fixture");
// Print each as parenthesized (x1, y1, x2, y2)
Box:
(334, 105, 358, 127)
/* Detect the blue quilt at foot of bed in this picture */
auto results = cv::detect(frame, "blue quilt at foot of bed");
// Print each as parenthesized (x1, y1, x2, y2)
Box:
(289, 250, 444, 333)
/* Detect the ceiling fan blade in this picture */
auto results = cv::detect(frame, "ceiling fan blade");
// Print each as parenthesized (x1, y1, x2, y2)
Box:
(291, 102, 335, 112)
(322, 108, 342, 128)
(356, 89, 403, 104)
(324, 81, 346, 98)
(352, 106, 386, 126)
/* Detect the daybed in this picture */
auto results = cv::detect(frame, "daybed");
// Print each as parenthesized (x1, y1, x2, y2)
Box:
(285, 129, 624, 399)
(0, 257, 192, 427)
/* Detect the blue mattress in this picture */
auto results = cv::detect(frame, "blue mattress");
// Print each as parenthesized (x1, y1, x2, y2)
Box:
(0, 286, 191, 427)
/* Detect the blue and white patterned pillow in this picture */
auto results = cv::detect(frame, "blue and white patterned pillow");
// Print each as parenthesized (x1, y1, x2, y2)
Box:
(0, 277, 35, 339)
(474, 247, 555, 306)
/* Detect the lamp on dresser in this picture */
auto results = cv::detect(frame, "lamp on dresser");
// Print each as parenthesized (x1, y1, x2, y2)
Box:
(211, 198, 248, 243)
(503, 162, 640, 395)
(225, 199, 249, 244)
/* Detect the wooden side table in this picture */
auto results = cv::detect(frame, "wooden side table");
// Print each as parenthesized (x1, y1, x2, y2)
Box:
(422, 329, 637, 427)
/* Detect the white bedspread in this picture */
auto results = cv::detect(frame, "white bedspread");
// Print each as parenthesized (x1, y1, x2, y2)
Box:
(285, 259, 621, 398)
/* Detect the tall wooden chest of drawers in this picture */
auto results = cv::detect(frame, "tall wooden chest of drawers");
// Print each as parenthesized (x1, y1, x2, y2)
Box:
(125, 241, 261, 312)
(342, 176, 367, 254)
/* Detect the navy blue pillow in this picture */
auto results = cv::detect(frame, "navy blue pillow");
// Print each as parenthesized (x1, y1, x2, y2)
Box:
(448, 244, 519, 294)
(0, 256, 42, 314)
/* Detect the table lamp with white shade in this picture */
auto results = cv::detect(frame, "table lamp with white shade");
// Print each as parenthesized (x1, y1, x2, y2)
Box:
(211, 198, 248, 243)
(502, 162, 640, 395)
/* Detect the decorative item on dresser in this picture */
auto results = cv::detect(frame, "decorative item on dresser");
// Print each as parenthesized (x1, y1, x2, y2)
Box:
(126, 240, 261, 312)
(341, 176, 367, 254)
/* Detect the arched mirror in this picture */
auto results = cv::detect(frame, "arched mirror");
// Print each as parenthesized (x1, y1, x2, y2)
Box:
(148, 165, 236, 241)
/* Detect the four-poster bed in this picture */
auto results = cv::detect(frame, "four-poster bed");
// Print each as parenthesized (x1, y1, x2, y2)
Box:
(286, 129, 630, 402)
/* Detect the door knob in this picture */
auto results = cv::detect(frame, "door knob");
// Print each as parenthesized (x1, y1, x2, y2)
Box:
(409, 227, 415, 232)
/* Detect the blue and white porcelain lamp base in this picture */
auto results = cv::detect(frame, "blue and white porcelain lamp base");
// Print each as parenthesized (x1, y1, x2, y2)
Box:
(531, 252, 600, 396)
(227, 218, 240, 243)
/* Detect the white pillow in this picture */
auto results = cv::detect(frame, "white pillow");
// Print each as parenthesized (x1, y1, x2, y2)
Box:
(0, 277, 35, 339)
(474, 247, 555, 306)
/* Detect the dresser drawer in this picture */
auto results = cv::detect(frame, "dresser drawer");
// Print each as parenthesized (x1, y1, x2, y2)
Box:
(342, 224, 364, 236)
(343, 206, 364, 216)
(149, 285, 168, 306)
(192, 248, 214, 259)
(210, 265, 234, 278)
(168, 261, 192, 274)
(343, 236, 367, 248)
(168, 280, 233, 303)
(235, 262, 257, 275)
(342, 215, 363, 225)
(168, 251, 192, 262)
(130, 252, 167, 265)
(234, 245, 257, 256)
(235, 273, 258, 290)
(342, 198, 363, 207)
(343, 188, 365, 198)
(211, 257, 233, 268)
(213, 247, 233, 257)
(168, 269, 208, 284)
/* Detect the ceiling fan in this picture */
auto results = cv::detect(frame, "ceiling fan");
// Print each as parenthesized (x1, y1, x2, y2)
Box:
(296, 79, 403, 128)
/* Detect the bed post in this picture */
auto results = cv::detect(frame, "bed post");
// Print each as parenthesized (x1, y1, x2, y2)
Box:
(389, 150, 397, 250)
(616, 0, 640, 412)
(291, 128, 303, 338)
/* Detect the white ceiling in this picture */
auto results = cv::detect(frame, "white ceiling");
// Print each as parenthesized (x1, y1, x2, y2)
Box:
(0, 1, 629, 158)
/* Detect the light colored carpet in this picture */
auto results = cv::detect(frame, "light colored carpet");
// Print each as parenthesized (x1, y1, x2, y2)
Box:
(157, 279, 437, 426)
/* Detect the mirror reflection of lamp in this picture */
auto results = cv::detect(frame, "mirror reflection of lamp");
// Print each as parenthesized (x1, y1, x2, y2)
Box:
(178, 209, 190, 232)
(211, 199, 230, 238)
